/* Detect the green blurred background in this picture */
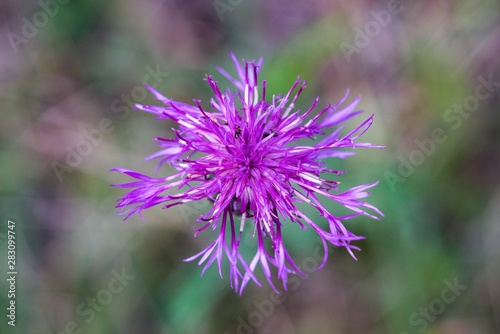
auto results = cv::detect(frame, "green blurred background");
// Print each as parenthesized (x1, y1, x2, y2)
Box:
(1, 0, 499, 333)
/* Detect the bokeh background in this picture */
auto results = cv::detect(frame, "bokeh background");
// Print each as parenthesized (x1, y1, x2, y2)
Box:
(1, 0, 499, 333)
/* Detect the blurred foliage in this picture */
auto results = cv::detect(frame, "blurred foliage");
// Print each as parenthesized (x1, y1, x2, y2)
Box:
(0, 0, 499, 333)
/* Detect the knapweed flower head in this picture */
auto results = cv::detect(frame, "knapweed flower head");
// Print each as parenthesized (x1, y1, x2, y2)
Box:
(112, 53, 383, 294)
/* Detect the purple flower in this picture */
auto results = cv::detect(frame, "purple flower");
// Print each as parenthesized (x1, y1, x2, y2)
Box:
(111, 53, 383, 294)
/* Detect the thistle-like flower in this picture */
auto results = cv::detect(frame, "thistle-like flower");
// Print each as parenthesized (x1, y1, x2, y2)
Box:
(111, 53, 383, 294)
